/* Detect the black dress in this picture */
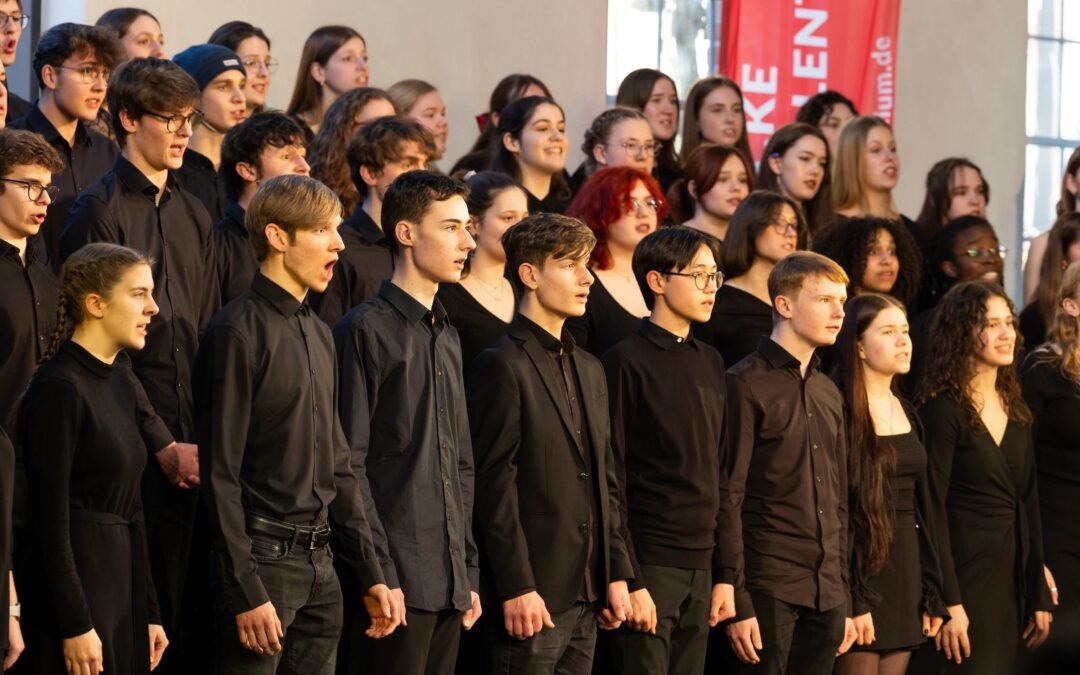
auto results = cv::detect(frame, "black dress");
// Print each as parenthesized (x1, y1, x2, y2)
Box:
(915, 395, 1052, 675)
(436, 281, 515, 367)
(1021, 353, 1080, 653)
(848, 417, 948, 653)
(566, 272, 643, 356)
(693, 284, 772, 368)
(20, 341, 160, 675)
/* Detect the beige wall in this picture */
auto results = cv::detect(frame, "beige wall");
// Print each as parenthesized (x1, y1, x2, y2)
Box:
(893, 0, 1027, 296)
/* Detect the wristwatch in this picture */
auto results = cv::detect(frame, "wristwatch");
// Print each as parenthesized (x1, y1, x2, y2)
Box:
(8, 603, 19, 620)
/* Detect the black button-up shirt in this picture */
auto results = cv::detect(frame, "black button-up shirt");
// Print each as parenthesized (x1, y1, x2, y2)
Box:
(333, 280, 477, 612)
(719, 337, 848, 619)
(312, 205, 393, 326)
(601, 319, 727, 589)
(59, 154, 218, 444)
(6, 92, 30, 126)
(194, 273, 384, 614)
(213, 201, 258, 305)
(10, 103, 119, 271)
(175, 148, 226, 222)
(521, 316, 602, 603)
(0, 239, 56, 433)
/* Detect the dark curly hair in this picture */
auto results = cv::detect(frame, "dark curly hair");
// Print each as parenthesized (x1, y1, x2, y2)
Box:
(811, 217, 921, 306)
(796, 90, 858, 128)
(915, 281, 1031, 428)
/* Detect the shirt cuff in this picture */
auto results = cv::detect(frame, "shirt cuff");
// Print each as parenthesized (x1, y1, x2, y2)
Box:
(379, 559, 401, 590)
(223, 575, 270, 616)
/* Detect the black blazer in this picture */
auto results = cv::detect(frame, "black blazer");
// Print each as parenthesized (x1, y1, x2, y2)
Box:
(466, 316, 634, 612)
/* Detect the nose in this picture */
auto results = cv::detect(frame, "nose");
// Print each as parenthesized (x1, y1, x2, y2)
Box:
(331, 229, 345, 252)
(296, 156, 311, 174)
(152, 41, 164, 59)
(147, 296, 159, 316)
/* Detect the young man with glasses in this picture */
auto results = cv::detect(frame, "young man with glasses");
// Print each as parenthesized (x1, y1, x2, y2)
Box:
(174, 44, 248, 222)
(0, 0, 30, 124)
(10, 22, 121, 272)
(600, 227, 734, 675)
(58, 56, 218, 675)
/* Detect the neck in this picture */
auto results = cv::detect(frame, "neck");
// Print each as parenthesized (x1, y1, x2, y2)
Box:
(519, 163, 552, 201)
(363, 192, 382, 227)
(237, 185, 256, 211)
(468, 248, 506, 285)
(38, 95, 80, 146)
(519, 294, 566, 341)
(730, 258, 774, 302)
(189, 127, 223, 170)
(605, 250, 635, 276)
(864, 188, 894, 218)
(649, 303, 690, 339)
(770, 323, 817, 377)
(70, 324, 121, 365)
(862, 365, 895, 401)
(259, 256, 309, 302)
(390, 262, 438, 310)
(122, 147, 168, 192)
(684, 209, 730, 241)
(971, 361, 999, 404)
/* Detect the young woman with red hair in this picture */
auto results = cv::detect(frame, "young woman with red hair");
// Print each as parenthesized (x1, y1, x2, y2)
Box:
(565, 166, 668, 355)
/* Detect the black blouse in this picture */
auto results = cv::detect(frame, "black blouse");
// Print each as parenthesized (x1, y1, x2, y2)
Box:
(436, 281, 515, 367)
(694, 284, 773, 368)
(566, 272, 644, 356)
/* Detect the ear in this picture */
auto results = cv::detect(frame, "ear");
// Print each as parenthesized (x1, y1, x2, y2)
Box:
(1063, 296, 1080, 318)
(235, 161, 259, 184)
(592, 144, 607, 166)
(645, 269, 665, 296)
(40, 64, 59, 91)
(490, 112, 501, 128)
(1068, 172, 1079, 197)
(264, 222, 291, 254)
(857, 340, 867, 361)
(394, 219, 417, 252)
(773, 293, 794, 319)
(941, 260, 958, 279)
(83, 292, 107, 320)
(767, 154, 782, 177)
(518, 261, 539, 291)
(687, 179, 698, 201)
(358, 164, 381, 189)
(119, 107, 139, 135)
(309, 61, 325, 85)
(503, 131, 520, 154)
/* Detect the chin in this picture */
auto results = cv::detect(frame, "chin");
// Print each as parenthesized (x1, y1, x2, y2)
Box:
(129, 337, 146, 351)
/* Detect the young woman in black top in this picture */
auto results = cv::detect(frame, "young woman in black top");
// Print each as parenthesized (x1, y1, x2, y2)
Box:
(1019, 212, 1080, 350)
(615, 68, 682, 193)
(488, 96, 570, 214)
(437, 171, 528, 366)
(914, 282, 1053, 674)
(667, 143, 753, 247)
(450, 73, 551, 176)
(570, 108, 655, 195)
(829, 116, 913, 232)
(912, 158, 989, 253)
(813, 217, 922, 309)
(756, 123, 831, 235)
(680, 77, 752, 166)
(795, 89, 857, 156)
(1021, 261, 1080, 667)
(1025, 145, 1080, 303)
(285, 26, 368, 142)
(565, 166, 666, 355)
(831, 294, 947, 675)
(208, 21, 275, 115)
(21, 243, 168, 675)
(694, 190, 807, 366)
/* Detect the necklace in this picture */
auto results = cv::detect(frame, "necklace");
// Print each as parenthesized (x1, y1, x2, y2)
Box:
(470, 274, 507, 301)
(868, 395, 897, 435)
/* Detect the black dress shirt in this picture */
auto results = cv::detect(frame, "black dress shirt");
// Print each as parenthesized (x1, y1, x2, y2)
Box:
(175, 148, 227, 222)
(10, 103, 118, 271)
(213, 201, 258, 305)
(0, 239, 56, 433)
(333, 280, 478, 612)
(719, 337, 849, 619)
(6, 92, 30, 125)
(601, 320, 727, 589)
(194, 273, 384, 614)
(311, 205, 393, 326)
(60, 154, 218, 444)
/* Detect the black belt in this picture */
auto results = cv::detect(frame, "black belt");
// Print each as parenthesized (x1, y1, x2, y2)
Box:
(245, 512, 331, 550)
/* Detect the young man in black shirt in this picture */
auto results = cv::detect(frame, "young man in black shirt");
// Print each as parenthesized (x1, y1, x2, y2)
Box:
(173, 43, 247, 222)
(466, 212, 634, 674)
(719, 251, 858, 674)
(9, 22, 121, 271)
(601, 228, 733, 674)
(58, 56, 216, 674)
(0, 0, 30, 123)
(196, 175, 397, 674)
(216, 111, 309, 304)
(333, 170, 480, 675)
(312, 116, 435, 325)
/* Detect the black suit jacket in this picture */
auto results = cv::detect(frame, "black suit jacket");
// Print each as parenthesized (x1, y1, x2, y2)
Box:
(466, 315, 633, 612)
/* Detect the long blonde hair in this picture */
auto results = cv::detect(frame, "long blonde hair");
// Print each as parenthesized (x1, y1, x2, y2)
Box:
(1047, 261, 1080, 387)
(831, 116, 898, 219)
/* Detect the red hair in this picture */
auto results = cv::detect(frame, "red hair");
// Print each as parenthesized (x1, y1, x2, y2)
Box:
(566, 166, 669, 270)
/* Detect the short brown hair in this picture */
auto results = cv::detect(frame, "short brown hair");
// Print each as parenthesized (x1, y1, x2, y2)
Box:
(245, 175, 342, 261)
(346, 115, 436, 190)
(502, 213, 597, 296)
(0, 129, 64, 186)
(107, 57, 200, 144)
(767, 250, 849, 312)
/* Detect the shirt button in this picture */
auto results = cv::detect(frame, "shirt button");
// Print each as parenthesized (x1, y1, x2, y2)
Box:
(578, 472, 589, 481)
(176, 382, 183, 389)
(818, 509, 824, 515)
(808, 412, 813, 418)
(438, 407, 445, 414)
(816, 476, 822, 483)
(437, 370, 442, 377)
(313, 405, 318, 412)
(314, 442, 320, 450)
(579, 523, 589, 533)
(813, 444, 818, 449)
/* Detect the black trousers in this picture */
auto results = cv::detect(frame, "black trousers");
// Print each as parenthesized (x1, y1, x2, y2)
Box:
(728, 591, 846, 675)
(356, 607, 462, 675)
(609, 565, 711, 675)
(215, 540, 343, 675)
(487, 601, 598, 675)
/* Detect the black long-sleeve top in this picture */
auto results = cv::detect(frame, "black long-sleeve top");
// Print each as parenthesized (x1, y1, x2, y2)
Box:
(311, 205, 393, 326)
(0, 238, 56, 434)
(20, 340, 160, 637)
(333, 280, 478, 612)
(175, 148, 227, 222)
(435, 282, 515, 367)
(694, 284, 774, 368)
(213, 201, 258, 305)
(60, 154, 218, 444)
(566, 272, 642, 356)
(0, 426, 12, 653)
(5, 92, 30, 126)
(10, 103, 118, 271)
(194, 273, 384, 614)
(719, 337, 849, 620)
(601, 320, 727, 590)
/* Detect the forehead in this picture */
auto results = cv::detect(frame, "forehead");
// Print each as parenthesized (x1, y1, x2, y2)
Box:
(826, 103, 855, 120)
(3, 163, 53, 180)
(869, 227, 894, 244)
(208, 70, 245, 86)
(703, 85, 740, 105)
(529, 103, 564, 124)
(628, 180, 651, 196)
(788, 134, 826, 155)
(800, 274, 847, 296)
(128, 14, 161, 34)
(951, 165, 982, 185)
(236, 36, 269, 54)
(866, 126, 893, 143)
(611, 117, 651, 137)
(983, 295, 1011, 318)
(335, 36, 367, 55)
(956, 225, 997, 246)
(870, 305, 908, 326)
(686, 243, 717, 268)
(650, 78, 676, 96)
(421, 194, 469, 222)
(0, 0, 20, 12)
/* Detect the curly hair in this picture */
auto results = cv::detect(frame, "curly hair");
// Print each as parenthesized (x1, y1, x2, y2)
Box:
(916, 281, 1032, 428)
(565, 166, 668, 270)
(811, 217, 921, 306)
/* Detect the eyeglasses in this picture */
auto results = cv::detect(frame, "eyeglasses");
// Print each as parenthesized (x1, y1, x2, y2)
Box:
(616, 140, 659, 157)
(665, 270, 724, 290)
(963, 246, 1007, 260)
(241, 57, 279, 74)
(57, 65, 109, 85)
(629, 197, 661, 214)
(144, 111, 196, 133)
(0, 178, 59, 202)
(770, 220, 800, 236)
(0, 12, 29, 29)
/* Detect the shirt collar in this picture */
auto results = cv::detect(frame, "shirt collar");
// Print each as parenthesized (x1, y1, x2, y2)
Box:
(26, 103, 91, 148)
(0, 237, 38, 264)
(343, 205, 385, 245)
(757, 336, 821, 372)
(377, 280, 447, 326)
(224, 201, 246, 234)
(251, 272, 306, 317)
(113, 154, 172, 198)
(639, 318, 694, 350)
(518, 314, 575, 355)
(61, 340, 115, 380)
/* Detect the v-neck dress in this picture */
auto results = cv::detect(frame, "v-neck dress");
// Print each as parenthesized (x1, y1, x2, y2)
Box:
(436, 281, 516, 367)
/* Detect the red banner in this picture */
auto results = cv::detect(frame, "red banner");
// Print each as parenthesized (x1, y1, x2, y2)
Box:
(718, 0, 902, 159)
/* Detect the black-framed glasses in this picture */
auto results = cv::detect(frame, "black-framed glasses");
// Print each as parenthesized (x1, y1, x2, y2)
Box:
(629, 197, 661, 214)
(144, 111, 196, 133)
(0, 12, 29, 29)
(241, 56, 279, 74)
(770, 220, 799, 236)
(0, 178, 59, 202)
(616, 140, 659, 157)
(665, 270, 724, 291)
(963, 246, 1007, 260)
(57, 65, 109, 85)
